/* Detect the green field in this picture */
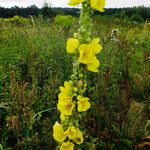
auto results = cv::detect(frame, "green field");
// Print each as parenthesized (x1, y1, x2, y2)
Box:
(0, 15, 150, 149)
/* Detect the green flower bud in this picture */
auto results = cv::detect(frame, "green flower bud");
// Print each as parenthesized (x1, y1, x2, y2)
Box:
(69, 80, 73, 86)
(73, 93, 77, 97)
(74, 87, 78, 92)
(71, 75, 76, 80)
(78, 89, 84, 95)
(77, 80, 83, 88)
(84, 83, 87, 88)
(79, 73, 84, 78)
(73, 71, 78, 76)
(73, 33, 78, 39)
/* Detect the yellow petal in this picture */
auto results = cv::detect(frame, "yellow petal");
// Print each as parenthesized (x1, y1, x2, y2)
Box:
(67, 38, 80, 53)
(90, 0, 106, 12)
(74, 129, 84, 144)
(78, 44, 94, 64)
(66, 126, 76, 140)
(57, 100, 75, 115)
(89, 38, 102, 54)
(87, 57, 100, 72)
(60, 141, 74, 150)
(53, 122, 66, 142)
(60, 113, 66, 121)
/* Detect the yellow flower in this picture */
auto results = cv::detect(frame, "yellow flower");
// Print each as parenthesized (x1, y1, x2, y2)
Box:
(57, 100, 75, 115)
(78, 39, 102, 66)
(59, 81, 73, 97)
(87, 57, 100, 72)
(58, 93, 72, 103)
(66, 126, 76, 140)
(77, 97, 91, 112)
(60, 141, 74, 150)
(66, 126, 84, 144)
(74, 129, 84, 144)
(90, 0, 106, 12)
(68, 0, 84, 6)
(67, 38, 80, 53)
(53, 122, 66, 142)
(78, 44, 94, 64)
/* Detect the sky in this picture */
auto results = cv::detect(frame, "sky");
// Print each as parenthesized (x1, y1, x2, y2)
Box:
(0, 0, 150, 8)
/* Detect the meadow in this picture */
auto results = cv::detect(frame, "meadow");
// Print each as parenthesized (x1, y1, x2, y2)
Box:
(0, 15, 150, 149)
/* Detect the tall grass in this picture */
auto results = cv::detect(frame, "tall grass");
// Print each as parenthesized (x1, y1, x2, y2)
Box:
(0, 16, 149, 149)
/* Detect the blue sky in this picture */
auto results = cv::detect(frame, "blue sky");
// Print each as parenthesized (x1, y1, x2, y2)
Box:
(0, 0, 150, 8)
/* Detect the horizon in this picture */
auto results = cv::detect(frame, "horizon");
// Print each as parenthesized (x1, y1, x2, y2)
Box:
(0, 0, 150, 9)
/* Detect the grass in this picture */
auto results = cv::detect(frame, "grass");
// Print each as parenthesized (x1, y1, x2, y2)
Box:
(0, 15, 150, 149)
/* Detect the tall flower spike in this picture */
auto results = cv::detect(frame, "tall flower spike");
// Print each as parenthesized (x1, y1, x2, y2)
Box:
(53, 0, 106, 149)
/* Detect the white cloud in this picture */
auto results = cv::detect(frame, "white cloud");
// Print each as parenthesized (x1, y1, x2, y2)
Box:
(0, 0, 150, 8)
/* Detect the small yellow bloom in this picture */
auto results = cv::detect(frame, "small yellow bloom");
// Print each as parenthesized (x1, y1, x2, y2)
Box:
(77, 97, 91, 112)
(78, 40, 102, 67)
(67, 38, 80, 53)
(87, 57, 100, 72)
(53, 122, 66, 142)
(68, 0, 84, 6)
(66, 126, 76, 140)
(66, 126, 84, 144)
(90, 0, 106, 12)
(74, 129, 84, 144)
(60, 141, 74, 150)
(78, 44, 94, 64)
(57, 100, 75, 115)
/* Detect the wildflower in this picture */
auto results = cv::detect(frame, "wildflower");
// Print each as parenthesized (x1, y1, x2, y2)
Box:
(68, 0, 84, 6)
(57, 100, 75, 115)
(67, 38, 80, 53)
(77, 96, 91, 112)
(59, 81, 73, 97)
(66, 126, 77, 140)
(53, 122, 66, 142)
(60, 141, 74, 150)
(66, 126, 84, 144)
(90, 0, 106, 12)
(58, 93, 72, 103)
(74, 129, 84, 144)
(78, 44, 94, 64)
(78, 41, 101, 72)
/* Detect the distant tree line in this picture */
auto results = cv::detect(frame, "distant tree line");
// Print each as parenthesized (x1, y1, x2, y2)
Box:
(0, 5, 150, 21)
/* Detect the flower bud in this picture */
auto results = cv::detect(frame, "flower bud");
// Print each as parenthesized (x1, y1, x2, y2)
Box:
(73, 33, 78, 39)
(71, 75, 76, 80)
(74, 87, 78, 92)
(79, 73, 84, 78)
(77, 80, 83, 88)
(73, 93, 77, 97)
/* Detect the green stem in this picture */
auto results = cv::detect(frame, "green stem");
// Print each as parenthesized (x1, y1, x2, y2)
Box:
(78, 0, 93, 43)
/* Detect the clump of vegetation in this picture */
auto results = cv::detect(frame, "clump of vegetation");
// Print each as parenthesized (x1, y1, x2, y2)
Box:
(54, 15, 76, 29)
(2, 15, 30, 25)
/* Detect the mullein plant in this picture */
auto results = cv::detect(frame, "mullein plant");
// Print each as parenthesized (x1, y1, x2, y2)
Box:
(53, 0, 106, 149)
